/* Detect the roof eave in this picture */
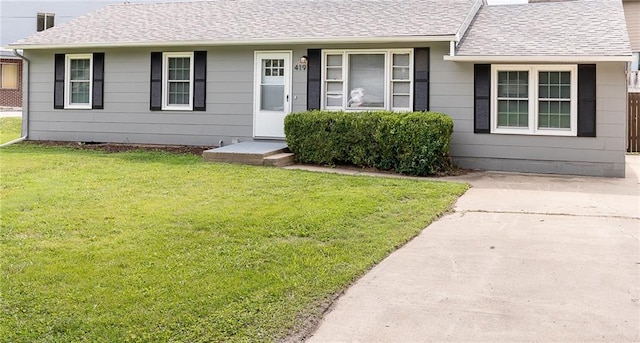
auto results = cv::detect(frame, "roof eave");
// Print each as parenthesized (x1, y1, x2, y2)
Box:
(443, 55, 634, 62)
(10, 35, 458, 50)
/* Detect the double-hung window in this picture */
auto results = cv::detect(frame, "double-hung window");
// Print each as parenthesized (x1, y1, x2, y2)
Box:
(491, 65, 577, 136)
(162, 52, 194, 110)
(64, 54, 93, 109)
(322, 50, 413, 111)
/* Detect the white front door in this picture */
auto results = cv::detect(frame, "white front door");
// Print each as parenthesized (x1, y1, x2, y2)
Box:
(253, 51, 292, 138)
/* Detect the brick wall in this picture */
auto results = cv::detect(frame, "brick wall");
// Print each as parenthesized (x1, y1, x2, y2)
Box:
(0, 58, 23, 108)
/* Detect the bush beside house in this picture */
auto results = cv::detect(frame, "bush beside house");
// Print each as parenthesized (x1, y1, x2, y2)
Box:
(284, 111, 454, 176)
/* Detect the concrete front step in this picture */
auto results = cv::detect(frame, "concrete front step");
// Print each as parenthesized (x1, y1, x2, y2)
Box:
(263, 152, 295, 167)
(202, 141, 293, 167)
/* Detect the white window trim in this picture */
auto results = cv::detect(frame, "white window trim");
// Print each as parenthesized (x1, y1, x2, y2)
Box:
(64, 53, 93, 110)
(162, 52, 194, 111)
(491, 64, 577, 136)
(321, 49, 413, 112)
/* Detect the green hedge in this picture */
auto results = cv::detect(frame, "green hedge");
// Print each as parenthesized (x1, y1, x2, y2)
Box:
(284, 110, 455, 176)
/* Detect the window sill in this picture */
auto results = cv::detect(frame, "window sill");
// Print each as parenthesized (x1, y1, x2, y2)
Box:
(161, 106, 193, 111)
(491, 128, 577, 137)
(64, 105, 92, 110)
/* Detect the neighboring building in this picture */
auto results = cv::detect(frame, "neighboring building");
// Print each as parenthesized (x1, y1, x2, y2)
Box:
(0, 53, 22, 108)
(8, 0, 632, 177)
(0, 0, 190, 108)
(623, 0, 640, 91)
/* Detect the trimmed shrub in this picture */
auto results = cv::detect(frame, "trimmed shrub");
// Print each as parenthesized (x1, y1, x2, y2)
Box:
(284, 110, 454, 176)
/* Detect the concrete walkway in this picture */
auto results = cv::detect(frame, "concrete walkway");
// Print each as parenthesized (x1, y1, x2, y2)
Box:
(305, 156, 640, 342)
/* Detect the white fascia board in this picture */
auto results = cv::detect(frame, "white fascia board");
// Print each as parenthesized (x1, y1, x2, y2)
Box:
(9, 35, 458, 50)
(443, 55, 634, 62)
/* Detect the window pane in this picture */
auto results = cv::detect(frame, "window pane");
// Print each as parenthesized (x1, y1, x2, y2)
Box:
(392, 82, 410, 94)
(326, 94, 342, 107)
(392, 67, 410, 80)
(326, 68, 342, 80)
(537, 70, 571, 129)
(326, 82, 342, 93)
(71, 81, 89, 104)
(70, 59, 90, 80)
(498, 71, 508, 83)
(168, 57, 190, 81)
(169, 82, 190, 105)
(539, 72, 548, 84)
(37, 14, 45, 32)
(1, 64, 18, 89)
(393, 95, 410, 108)
(539, 84, 548, 98)
(262, 60, 284, 84)
(497, 99, 528, 128)
(393, 54, 410, 67)
(46, 14, 54, 30)
(539, 71, 570, 100)
(497, 71, 528, 98)
(498, 113, 508, 126)
(326, 81, 343, 107)
(326, 55, 342, 67)
(261, 85, 284, 111)
(348, 54, 385, 108)
(538, 100, 570, 129)
(560, 113, 570, 128)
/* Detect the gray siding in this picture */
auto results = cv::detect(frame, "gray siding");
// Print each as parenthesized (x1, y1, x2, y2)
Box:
(428, 42, 627, 177)
(25, 46, 309, 146)
(24, 42, 628, 177)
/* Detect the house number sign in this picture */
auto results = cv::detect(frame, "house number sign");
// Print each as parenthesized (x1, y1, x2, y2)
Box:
(293, 64, 307, 71)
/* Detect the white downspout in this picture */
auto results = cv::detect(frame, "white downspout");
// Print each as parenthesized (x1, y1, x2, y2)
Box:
(1, 49, 29, 147)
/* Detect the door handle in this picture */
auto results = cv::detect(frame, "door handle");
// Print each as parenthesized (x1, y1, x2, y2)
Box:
(286, 95, 289, 102)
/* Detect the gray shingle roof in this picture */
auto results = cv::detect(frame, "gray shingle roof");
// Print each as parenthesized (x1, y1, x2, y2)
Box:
(11, 0, 479, 48)
(456, 0, 631, 57)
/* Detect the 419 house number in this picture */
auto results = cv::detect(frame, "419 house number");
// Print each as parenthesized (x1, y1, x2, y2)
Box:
(293, 64, 307, 71)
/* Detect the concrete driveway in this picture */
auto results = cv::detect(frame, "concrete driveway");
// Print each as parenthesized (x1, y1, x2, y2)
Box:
(306, 156, 640, 342)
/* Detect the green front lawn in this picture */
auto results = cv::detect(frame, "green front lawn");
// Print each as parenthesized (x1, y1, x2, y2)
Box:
(0, 117, 22, 144)
(0, 144, 467, 342)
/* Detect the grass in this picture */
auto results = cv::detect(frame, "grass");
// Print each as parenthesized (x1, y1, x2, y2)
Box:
(0, 142, 467, 342)
(0, 117, 22, 144)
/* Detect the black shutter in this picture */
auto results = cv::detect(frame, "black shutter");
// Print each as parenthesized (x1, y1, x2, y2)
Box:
(54, 54, 65, 109)
(306, 49, 321, 110)
(150, 52, 162, 111)
(474, 64, 491, 133)
(577, 64, 596, 137)
(193, 51, 207, 111)
(413, 48, 430, 111)
(92, 53, 104, 109)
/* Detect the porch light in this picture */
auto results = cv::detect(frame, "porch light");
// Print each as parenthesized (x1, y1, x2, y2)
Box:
(300, 56, 308, 64)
